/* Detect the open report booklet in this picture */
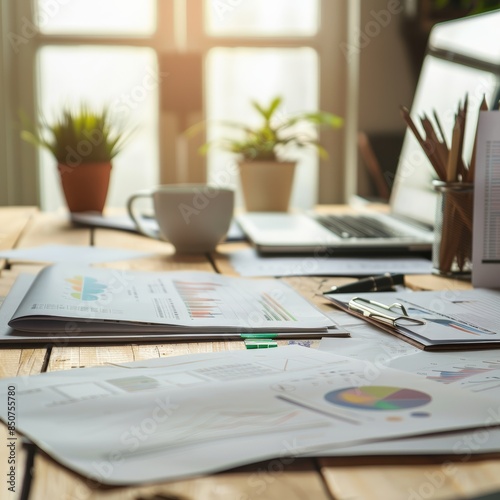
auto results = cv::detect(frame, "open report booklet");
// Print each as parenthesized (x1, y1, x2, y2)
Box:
(6, 264, 346, 340)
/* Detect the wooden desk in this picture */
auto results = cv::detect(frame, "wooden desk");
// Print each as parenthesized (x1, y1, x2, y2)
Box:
(1, 207, 499, 500)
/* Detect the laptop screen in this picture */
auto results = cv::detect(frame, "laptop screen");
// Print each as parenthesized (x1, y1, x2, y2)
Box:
(390, 10, 500, 227)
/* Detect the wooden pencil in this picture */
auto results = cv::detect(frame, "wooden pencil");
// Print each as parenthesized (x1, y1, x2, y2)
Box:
(400, 106, 446, 180)
(446, 114, 461, 182)
(467, 94, 489, 182)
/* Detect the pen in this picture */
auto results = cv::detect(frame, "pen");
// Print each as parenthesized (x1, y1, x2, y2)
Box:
(323, 273, 405, 294)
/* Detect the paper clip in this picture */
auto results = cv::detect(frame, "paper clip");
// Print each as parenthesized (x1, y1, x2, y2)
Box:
(348, 297, 426, 327)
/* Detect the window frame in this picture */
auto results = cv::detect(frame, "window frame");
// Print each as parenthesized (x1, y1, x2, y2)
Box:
(0, 0, 348, 207)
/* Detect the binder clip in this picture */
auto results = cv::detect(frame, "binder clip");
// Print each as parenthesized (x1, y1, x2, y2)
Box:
(348, 297, 426, 328)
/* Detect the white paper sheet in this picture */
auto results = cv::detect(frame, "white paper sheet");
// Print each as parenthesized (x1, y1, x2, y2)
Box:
(228, 248, 433, 277)
(0, 245, 153, 264)
(1, 346, 499, 485)
(316, 337, 500, 457)
(320, 339, 500, 399)
(472, 111, 500, 288)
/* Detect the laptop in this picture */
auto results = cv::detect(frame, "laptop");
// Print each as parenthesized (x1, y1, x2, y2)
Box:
(237, 11, 500, 255)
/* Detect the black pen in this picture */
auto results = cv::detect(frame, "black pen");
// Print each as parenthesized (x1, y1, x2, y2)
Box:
(323, 273, 405, 294)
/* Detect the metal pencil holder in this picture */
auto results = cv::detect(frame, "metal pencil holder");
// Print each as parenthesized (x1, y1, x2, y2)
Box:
(432, 180, 473, 277)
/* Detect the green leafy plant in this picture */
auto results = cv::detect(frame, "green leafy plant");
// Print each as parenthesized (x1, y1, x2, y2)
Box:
(431, 0, 500, 15)
(21, 106, 131, 165)
(188, 96, 343, 162)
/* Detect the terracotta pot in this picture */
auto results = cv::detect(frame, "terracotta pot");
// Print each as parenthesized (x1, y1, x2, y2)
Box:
(238, 160, 296, 212)
(57, 161, 112, 213)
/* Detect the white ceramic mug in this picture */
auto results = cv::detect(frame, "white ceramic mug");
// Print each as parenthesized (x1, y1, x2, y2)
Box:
(127, 184, 234, 254)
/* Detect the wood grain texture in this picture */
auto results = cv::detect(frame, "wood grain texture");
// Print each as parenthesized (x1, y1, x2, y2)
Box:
(0, 206, 38, 272)
(211, 242, 249, 276)
(320, 460, 500, 500)
(93, 227, 175, 254)
(405, 274, 473, 291)
(30, 455, 329, 500)
(93, 228, 215, 273)
(0, 349, 47, 379)
(0, 207, 38, 247)
(13, 211, 91, 250)
(48, 341, 246, 371)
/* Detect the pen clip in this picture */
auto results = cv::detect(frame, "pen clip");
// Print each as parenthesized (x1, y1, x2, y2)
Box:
(348, 297, 426, 328)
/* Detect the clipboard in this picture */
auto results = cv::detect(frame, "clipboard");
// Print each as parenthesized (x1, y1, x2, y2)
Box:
(348, 297, 426, 328)
(324, 291, 500, 351)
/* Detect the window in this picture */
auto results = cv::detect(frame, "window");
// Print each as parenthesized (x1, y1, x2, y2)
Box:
(206, 47, 319, 208)
(1, 0, 346, 209)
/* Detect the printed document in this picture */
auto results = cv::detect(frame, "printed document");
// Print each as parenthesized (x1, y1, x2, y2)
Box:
(8, 265, 336, 335)
(0, 346, 499, 485)
(472, 111, 500, 288)
(316, 339, 500, 457)
(325, 288, 500, 349)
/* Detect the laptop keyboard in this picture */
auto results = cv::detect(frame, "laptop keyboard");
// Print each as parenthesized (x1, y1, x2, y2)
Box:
(314, 214, 405, 239)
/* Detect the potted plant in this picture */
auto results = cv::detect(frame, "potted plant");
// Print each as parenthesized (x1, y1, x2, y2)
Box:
(21, 106, 130, 213)
(189, 96, 343, 211)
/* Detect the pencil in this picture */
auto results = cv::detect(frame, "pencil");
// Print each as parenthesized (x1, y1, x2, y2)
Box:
(421, 114, 448, 175)
(467, 94, 489, 182)
(432, 109, 448, 147)
(456, 96, 468, 179)
(400, 106, 446, 180)
(446, 114, 461, 182)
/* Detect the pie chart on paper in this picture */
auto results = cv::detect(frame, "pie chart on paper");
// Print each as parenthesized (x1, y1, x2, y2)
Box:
(324, 386, 432, 411)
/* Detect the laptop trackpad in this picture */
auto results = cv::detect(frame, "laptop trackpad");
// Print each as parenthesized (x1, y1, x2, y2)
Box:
(237, 213, 338, 244)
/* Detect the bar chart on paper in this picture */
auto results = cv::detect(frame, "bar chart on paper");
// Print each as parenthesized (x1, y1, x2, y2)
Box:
(173, 279, 297, 322)
(174, 280, 225, 319)
(422, 359, 500, 394)
(390, 353, 500, 396)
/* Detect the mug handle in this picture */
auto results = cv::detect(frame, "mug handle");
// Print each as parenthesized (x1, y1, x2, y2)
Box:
(126, 190, 160, 240)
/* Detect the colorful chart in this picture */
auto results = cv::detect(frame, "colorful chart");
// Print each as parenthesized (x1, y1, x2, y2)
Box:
(324, 386, 432, 411)
(428, 366, 493, 384)
(174, 280, 224, 319)
(66, 276, 107, 301)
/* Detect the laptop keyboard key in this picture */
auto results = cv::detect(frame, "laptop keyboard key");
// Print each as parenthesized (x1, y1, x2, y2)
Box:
(315, 215, 405, 239)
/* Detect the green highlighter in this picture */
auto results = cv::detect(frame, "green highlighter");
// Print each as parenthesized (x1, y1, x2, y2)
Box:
(244, 339, 278, 349)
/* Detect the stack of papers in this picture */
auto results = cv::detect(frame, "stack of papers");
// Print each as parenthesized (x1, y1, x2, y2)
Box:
(325, 288, 500, 350)
(317, 338, 500, 457)
(1, 346, 499, 485)
(0, 265, 348, 344)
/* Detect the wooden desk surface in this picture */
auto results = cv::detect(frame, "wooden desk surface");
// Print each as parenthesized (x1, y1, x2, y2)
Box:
(1, 207, 499, 500)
